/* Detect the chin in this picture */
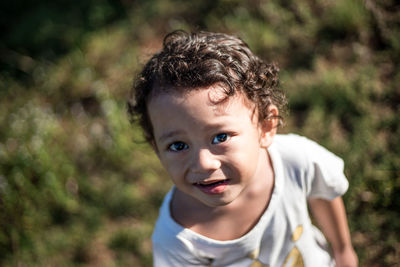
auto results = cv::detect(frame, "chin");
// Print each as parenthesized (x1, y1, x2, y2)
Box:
(203, 200, 232, 208)
(198, 193, 238, 208)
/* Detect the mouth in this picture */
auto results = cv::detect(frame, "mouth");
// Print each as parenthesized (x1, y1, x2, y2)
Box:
(193, 179, 230, 194)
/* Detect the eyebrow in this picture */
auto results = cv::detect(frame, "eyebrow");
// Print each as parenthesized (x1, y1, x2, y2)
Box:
(157, 130, 185, 143)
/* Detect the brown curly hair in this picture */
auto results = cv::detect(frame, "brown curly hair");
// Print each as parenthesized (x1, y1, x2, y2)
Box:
(127, 30, 287, 143)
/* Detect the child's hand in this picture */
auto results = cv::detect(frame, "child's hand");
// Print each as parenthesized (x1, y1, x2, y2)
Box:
(334, 246, 358, 267)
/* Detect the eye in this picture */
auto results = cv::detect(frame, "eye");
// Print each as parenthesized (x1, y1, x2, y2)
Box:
(212, 133, 229, 144)
(168, 141, 189, 152)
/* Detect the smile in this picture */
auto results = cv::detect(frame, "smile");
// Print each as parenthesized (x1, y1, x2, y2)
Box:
(193, 179, 230, 194)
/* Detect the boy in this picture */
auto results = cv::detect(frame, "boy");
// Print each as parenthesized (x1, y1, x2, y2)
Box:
(128, 30, 358, 266)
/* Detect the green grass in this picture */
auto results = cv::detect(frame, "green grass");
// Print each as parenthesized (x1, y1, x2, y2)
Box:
(0, 0, 399, 265)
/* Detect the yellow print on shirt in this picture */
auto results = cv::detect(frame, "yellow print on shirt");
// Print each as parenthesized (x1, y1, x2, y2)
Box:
(282, 225, 304, 267)
(249, 225, 304, 267)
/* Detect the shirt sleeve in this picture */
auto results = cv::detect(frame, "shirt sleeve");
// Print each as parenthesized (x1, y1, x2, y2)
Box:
(300, 136, 349, 200)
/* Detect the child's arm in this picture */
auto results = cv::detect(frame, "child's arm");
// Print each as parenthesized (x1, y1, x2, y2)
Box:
(308, 197, 358, 267)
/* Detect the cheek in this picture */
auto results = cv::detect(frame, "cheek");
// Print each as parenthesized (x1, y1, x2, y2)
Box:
(224, 147, 257, 171)
(231, 141, 261, 173)
(160, 157, 185, 179)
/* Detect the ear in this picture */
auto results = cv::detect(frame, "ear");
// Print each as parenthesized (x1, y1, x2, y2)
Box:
(259, 105, 279, 148)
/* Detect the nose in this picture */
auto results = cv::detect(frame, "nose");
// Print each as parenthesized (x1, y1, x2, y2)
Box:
(191, 148, 221, 173)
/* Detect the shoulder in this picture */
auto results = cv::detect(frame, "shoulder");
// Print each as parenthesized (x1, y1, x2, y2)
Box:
(273, 133, 328, 153)
(152, 189, 223, 265)
(272, 134, 344, 168)
(151, 189, 198, 264)
(151, 189, 200, 252)
(271, 134, 348, 199)
(271, 134, 313, 170)
(152, 189, 181, 245)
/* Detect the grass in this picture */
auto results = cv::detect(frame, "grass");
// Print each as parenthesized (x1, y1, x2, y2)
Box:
(0, 0, 399, 265)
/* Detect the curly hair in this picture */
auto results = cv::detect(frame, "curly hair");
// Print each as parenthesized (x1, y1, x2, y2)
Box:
(127, 30, 287, 143)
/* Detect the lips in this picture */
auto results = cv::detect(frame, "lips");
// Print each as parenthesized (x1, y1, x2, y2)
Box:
(193, 179, 229, 194)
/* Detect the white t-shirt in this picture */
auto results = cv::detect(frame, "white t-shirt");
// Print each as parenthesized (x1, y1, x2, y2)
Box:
(152, 134, 349, 266)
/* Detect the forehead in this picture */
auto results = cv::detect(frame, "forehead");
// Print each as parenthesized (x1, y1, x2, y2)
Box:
(147, 84, 258, 132)
(149, 84, 254, 111)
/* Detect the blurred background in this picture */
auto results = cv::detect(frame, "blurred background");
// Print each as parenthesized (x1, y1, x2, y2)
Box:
(0, 0, 399, 266)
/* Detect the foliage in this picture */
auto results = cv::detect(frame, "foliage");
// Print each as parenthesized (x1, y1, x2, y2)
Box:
(0, 0, 399, 265)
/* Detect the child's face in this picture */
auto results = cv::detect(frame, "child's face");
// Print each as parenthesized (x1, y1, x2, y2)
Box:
(148, 84, 277, 207)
